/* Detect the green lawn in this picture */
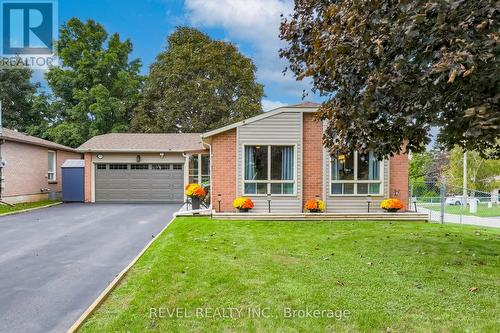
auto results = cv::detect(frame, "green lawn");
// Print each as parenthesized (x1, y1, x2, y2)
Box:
(0, 200, 59, 215)
(80, 218, 500, 333)
(423, 203, 500, 217)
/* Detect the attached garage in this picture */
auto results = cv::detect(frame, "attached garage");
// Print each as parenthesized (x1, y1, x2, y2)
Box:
(95, 163, 184, 203)
(77, 133, 209, 203)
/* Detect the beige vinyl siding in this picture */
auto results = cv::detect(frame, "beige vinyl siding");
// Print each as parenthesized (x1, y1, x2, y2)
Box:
(237, 112, 303, 213)
(324, 149, 389, 213)
(92, 152, 185, 164)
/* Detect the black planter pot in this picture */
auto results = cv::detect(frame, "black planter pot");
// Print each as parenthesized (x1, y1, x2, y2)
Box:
(192, 197, 201, 210)
(385, 208, 399, 213)
(238, 208, 249, 213)
(308, 209, 321, 213)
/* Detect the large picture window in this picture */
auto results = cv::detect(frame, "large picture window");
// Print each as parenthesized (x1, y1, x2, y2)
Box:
(331, 151, 382, 195)
(244, 145, 295, 195)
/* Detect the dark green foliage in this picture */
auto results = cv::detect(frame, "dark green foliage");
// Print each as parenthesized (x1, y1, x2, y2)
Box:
(131, 27, 264, 133)
(280, 0, 499, 158)
(43, 18, 143, 147)
(0, 65, 40, 131)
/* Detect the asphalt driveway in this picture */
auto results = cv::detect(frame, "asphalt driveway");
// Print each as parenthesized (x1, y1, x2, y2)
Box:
(0, 203, 180, 333)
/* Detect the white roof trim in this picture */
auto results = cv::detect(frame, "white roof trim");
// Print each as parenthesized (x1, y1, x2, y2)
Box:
(76, 148, 206, 153)
(201, 106, 319, 139)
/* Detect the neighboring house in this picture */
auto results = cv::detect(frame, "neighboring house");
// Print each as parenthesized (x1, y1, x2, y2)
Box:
(0, 129, 81, 204)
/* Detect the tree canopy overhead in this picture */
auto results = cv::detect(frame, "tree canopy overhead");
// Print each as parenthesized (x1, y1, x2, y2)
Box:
(0, 65, 40, 132)
(43, 18, 143, 147)
(280, 0, 499, 158)
(131, 27, 264, 133)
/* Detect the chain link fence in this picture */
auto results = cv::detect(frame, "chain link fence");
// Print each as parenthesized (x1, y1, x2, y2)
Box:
(410, 180, 500, 224)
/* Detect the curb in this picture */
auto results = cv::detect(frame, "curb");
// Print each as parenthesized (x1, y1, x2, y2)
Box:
(66, 216, 178, 333)
(0, 202, 62, 217)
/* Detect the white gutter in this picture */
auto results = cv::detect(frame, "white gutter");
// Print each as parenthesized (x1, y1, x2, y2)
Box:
(76, 148, 206, 153)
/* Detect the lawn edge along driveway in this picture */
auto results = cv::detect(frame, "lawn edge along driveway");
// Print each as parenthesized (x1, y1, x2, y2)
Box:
(0, 201, 62, 217)
(68, 214, 178, 333)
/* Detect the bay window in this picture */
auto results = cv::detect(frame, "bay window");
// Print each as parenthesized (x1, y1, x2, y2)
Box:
(244, 145, 295, 195)
(331, 151, 382, 195)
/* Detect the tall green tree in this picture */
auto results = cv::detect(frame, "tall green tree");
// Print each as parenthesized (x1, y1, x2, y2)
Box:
(444, 147, 500, 192)
(0, 65, 40, 131)
(409, 151, 433, 184)
(132, 27, 264, 133)
(45, 18, 143, 147)
(280, 0, 499, 158)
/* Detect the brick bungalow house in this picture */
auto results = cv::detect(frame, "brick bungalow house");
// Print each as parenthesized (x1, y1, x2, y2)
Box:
(0, 128, 81, 204)
(79, 103, 409, 213)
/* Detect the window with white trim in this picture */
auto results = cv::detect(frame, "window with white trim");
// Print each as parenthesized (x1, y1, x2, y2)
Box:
(330, 151, 382, 195)
(189, 154, 210, 186)
(48, 151, 56, 181)
(244, 145, 295, 195)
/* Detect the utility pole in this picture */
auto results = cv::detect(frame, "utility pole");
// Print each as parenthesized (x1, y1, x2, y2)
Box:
(463, 152, 467, 205)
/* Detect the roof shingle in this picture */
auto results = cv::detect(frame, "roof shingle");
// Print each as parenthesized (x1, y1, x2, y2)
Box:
(0, 128, 76, 152)
(288, 101, 322, 108)
(77, 133, 205, 152)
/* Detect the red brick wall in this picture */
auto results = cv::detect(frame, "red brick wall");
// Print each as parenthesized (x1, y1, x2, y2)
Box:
(84, 153, 92, 203)
(302, 113, 323, 210)
(2, 141, 49, 197)
(389, 153, 409, 211)
(2, 141, 80, 197)
(211, 129, 237, 212)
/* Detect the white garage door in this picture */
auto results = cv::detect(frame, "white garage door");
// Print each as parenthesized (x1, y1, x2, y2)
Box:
(95, 163, 184, 203)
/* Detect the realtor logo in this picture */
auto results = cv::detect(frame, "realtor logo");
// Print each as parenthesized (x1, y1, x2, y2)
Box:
(0, 0, 57, 68)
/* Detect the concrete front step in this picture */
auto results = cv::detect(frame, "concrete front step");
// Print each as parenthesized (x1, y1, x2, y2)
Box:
(212, 212, 428, 221)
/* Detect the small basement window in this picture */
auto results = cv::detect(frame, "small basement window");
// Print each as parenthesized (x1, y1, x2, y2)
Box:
(48, 150, 56, 181)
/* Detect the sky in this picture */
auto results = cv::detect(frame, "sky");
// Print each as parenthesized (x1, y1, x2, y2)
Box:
(44, 0, 319, 111)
